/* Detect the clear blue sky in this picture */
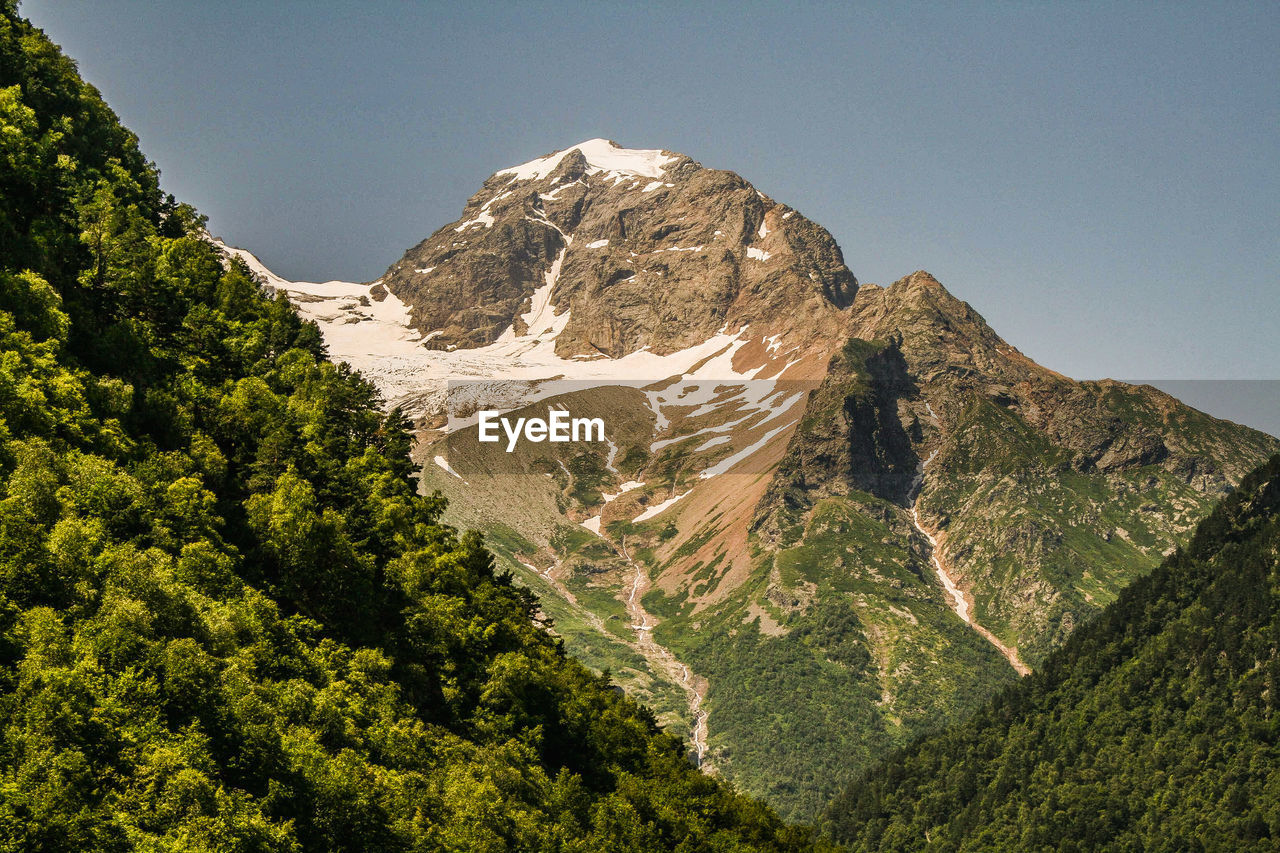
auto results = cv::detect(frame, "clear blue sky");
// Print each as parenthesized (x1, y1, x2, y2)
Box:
(21, 1, 1279, 388)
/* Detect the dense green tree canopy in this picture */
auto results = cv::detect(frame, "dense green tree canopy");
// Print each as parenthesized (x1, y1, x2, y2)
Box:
(0, 8, 822, 850)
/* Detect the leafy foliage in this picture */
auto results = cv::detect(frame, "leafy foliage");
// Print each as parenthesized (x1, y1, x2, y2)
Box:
(0, 9, 822, 850)
(822, 453, 1280, 851)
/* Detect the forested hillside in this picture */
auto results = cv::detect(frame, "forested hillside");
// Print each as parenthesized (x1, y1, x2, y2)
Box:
(822, 452, 1280, 851)
(0, 6, 819, 850)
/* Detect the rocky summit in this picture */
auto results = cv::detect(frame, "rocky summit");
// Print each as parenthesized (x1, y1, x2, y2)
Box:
(380, 138, 856, 358)
(218, 140, 1279, 821)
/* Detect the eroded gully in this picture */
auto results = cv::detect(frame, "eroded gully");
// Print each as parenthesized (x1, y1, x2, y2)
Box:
(620, 537, 709, 767)
(910, 449, 1032, 677)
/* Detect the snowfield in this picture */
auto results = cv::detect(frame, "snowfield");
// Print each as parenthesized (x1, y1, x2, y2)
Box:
(213, 238, 802, 446)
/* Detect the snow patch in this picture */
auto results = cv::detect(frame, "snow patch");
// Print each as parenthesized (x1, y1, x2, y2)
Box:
(746, 247, 771, 261)
(912, 506, 970, 623)
(607, 480, 645, 501)
(650, 416, 749, 452)
(603, 435, 621, 475)
(433, 455, 465, 481)
(455, 209, 495, 231)
(698, 420, 796, 479)
(586, 238, 610, 249)
(498, 246, 570, 340)
(632, 491, 689, 524)
(539, 178, 584, 201)
(694, 435, 731, 452)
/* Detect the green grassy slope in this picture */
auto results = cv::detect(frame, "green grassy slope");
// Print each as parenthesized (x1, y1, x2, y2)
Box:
(922, 386, 1275, 663)
(637, 338, 1018, 820)
(823, 452, 1280, 851)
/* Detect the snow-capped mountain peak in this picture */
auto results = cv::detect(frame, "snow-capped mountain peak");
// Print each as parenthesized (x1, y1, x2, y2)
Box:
(496, 138, 677, 182)
(213, 141, 860, 426)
